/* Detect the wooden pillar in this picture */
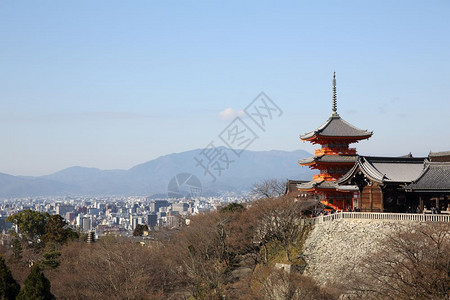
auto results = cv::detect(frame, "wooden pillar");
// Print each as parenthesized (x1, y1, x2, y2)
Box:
(419, 195, 423, 211)
(356, 191, 361, 211)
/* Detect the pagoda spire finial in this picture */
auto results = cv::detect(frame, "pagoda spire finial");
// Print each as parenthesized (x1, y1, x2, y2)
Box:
(332, 72, 339, 117)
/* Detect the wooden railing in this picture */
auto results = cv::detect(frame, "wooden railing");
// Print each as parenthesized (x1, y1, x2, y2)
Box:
(307, 212, 450, 225)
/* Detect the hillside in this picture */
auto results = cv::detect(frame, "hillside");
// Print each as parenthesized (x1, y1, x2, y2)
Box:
(2, 198, 448, 299)
(0, 173, 75, 198)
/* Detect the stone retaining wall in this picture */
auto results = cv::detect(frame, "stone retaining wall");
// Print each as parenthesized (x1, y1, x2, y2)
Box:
(302, 219, 429, 286)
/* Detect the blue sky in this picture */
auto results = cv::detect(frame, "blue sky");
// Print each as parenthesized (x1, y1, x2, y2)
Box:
(1, 1, 449, 176)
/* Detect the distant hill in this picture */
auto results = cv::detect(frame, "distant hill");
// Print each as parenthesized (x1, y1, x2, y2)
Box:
(0, 148, 314, 197)
(0, 173, 75, 198)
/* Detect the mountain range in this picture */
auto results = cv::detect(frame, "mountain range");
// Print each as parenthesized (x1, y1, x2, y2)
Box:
(0, 148, 314, 198)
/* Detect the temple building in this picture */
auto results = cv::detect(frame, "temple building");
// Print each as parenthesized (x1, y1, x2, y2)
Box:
(336, 155, 427, 212)
(406, 159, 450, 212)
(336, 154, 450, 213)
(297, 73, 372, 211)
(292, 73, 450, 213)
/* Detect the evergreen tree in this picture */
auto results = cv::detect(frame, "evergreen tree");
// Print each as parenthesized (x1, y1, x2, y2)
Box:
(41, 251, 61, 269)
(42, 215, 78, 245)
(11, 238, 22, 261)
(0, 255, 20, 300)
(6, 210, 48, 246)
(133, 224, 149, 236)
(17, 265, 55, 300)
(220, 202, 245, 213)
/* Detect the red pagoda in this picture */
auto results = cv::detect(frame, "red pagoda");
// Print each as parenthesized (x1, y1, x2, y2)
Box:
(297, 73, 372, 211)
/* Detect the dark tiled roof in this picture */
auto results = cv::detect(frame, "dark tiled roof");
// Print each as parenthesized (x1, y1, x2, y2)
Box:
(285, 179, 308, 194)
(297, 180, 337, 190)
(429, 151, 450, 157)
(296, 181, 315, 190)
(407, 162, 450, 191)
(338, 156, 426, 184)
(300, 115, 372, 140)
(299, 155, 358, 165)
(429, 150, 450, 162)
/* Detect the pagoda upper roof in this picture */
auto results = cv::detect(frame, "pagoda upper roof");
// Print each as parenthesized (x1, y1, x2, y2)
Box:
(299, 154, 358, 165)
(300, 73, 372, 143)
(300, 115, 373, 142)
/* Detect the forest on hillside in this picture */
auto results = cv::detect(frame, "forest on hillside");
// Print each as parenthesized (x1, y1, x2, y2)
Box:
(1, 187, 449, 300)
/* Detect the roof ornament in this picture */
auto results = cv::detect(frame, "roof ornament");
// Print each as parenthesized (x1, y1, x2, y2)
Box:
(332, 72, 339, 117)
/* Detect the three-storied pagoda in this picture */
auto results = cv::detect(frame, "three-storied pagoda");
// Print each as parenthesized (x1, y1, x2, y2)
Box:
(297, 73, 372, 210)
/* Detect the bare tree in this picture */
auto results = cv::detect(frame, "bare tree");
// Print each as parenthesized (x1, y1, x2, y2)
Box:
(254, 196, 314, 263)
(168, 211, 229, 299)
(253, 266, 336, 300)
(342, 223, 450, 300)
(251, 179, 287, 199)
(48, 237, 180, 299)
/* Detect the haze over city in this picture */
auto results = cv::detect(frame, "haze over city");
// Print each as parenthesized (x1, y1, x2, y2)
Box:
(1, 1, 449, 176)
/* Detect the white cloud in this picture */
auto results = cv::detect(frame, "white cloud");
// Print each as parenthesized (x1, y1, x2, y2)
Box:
(218, 108, 245, 120)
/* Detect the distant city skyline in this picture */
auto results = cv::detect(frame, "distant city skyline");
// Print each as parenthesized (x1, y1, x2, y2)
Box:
(1, 1, 449, 176)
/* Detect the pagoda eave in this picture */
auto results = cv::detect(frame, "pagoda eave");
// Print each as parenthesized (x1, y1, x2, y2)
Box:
(297, 187, 316, 192)
(298, 161, 316, 167)
(299, 155, 358, 167)
(300, 187, 337, 192)
(307, 161, 357, 167)
(301, 134, 372, 145)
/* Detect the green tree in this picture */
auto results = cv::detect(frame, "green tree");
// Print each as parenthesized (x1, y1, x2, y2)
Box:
(11, 238, 23, 261)
(41, 251, 61, 270)
(6, 210, 49, 246)
(0, 255, 20, 300)
(133, 224, 149, 236)
(17, 265, 55, 300)
(42, 215, 78, 245)
(7, 211, 78, 248)
(220, 202, 245, 213)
